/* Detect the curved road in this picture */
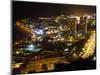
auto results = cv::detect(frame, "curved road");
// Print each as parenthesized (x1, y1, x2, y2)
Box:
(80, 31, 96, 59)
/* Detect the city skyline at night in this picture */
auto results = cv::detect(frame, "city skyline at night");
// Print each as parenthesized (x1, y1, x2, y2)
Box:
(12, 1, 96, 74)
(13, 1, 96, 21)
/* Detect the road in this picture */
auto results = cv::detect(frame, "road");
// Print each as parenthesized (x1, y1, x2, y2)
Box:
(80, 31, 96, 59)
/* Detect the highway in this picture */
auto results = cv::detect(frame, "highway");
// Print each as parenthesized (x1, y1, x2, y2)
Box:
(80, 31, 96, 59)
(16, 21, 33, 35)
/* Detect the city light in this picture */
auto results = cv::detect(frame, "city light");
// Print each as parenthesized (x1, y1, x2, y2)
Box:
(80, 31, 96, 59)
(12, 1, 96, 74)
(34, 29, 44, 35)
(13, 8, 96, 74)
(93, 56, 96, 61)
(16, 51, 20, 54)
(27, 44, 35, 51)
(76, 16, 80, 21)
(28, 44, 34, 48)
(64, 48, 69, 52)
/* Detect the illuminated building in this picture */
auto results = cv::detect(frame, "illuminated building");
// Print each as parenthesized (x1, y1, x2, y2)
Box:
(55, 15, 77, 36)
(66, 17, 77, 36)
(78, 17, 88, 35)
(87, 15, 96, 30)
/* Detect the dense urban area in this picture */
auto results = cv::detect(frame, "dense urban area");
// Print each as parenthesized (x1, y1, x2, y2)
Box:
(12, 14, 96, 74)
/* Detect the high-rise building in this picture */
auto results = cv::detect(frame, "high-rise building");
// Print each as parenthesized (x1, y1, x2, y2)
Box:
(78, 17, 88, 35)
(66, 17, 77, 36)
(55, 15, 77, 36)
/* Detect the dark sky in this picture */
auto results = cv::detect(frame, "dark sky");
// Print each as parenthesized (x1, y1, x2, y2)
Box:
(12, 1, 96, 22)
